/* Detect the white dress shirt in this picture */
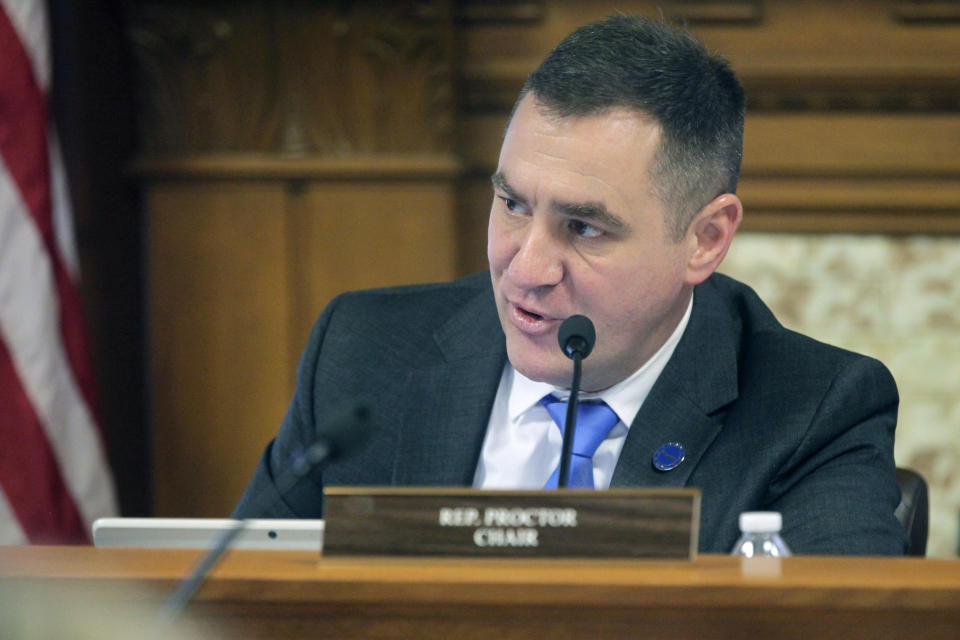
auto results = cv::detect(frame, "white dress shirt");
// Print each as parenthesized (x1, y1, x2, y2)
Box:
(473, 295, 694, 489)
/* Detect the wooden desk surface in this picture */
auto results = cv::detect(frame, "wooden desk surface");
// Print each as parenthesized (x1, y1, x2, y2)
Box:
(2, 546, 959, 639)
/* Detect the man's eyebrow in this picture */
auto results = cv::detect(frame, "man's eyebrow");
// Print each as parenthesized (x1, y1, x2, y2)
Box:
(491, 172, 525, 203)
(553, 200, 627, 231)
(492, 171, 627, 231)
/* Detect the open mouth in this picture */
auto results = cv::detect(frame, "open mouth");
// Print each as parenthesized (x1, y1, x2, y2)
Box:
(507, 301, 555, 334)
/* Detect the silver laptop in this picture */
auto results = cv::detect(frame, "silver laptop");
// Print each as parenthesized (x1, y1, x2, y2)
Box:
(92, 518, 324, 551)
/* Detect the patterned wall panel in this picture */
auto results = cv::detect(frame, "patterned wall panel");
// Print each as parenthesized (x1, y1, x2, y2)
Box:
(721, 234, 960, 557)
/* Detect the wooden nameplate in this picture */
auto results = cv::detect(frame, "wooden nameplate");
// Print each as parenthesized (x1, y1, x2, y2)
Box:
(322, 487, 700, 559)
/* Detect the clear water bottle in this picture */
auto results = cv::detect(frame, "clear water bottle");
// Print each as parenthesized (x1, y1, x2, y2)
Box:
(731, 511, 791, 557)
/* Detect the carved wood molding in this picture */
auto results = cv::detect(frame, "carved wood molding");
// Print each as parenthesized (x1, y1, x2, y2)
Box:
(127, 5, 251, 153)
(129, 1, 455, 156)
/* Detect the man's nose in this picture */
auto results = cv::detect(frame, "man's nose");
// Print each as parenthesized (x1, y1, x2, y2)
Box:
(507, 223, 563, 290)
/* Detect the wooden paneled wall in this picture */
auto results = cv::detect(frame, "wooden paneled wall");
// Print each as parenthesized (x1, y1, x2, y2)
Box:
(132, 1, 460, 515)
(455, 0, 960, 274)
(130, 0, 960, 516)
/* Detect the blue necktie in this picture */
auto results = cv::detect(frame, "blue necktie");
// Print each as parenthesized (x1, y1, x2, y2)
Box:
(541, 396, 620, 488)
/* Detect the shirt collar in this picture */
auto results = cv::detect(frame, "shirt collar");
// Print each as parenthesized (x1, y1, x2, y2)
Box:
(506, 292, 694, 428)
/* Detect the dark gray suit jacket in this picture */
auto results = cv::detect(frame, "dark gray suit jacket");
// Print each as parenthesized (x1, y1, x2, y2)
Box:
(234, 272, 908, 555)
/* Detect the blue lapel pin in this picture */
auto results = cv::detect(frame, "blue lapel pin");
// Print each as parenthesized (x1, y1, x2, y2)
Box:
(652, 442, 686, 471)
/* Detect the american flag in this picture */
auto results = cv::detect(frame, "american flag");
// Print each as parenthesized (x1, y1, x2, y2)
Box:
(0, 0, 117, 543)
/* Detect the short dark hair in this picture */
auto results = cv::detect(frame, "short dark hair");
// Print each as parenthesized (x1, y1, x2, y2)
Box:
(518, 15, 745, 240)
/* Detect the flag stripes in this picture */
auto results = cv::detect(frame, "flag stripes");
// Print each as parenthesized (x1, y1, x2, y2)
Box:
(0, 0, 117, 543)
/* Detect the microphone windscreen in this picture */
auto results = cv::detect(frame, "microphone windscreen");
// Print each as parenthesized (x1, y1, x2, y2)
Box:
(319, 402, 373, 460)
(558, 314, 596, 358)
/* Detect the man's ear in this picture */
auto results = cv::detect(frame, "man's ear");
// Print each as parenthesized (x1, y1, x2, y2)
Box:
(684, 193, 743, 286)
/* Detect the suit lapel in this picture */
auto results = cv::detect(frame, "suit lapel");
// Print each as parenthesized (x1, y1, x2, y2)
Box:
(610, 376, 726, 487)
(392, 281, 507, 485)
(387, 274, 741, 489)
(611, 279, 739, 488)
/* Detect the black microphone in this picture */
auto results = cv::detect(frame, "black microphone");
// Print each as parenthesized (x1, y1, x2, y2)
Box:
(155, 401, 373, 629)
(558, 314, 596, 359)
(288, 403, 373, 481)
(556, 315, 596, 488)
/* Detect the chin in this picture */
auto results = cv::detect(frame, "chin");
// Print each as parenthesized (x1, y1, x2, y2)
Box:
(509, 353, 570, 387)
(504, 330, 572, 386)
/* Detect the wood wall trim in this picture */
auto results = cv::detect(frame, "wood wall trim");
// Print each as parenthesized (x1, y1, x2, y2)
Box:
(662, 0, 763, 24)
(740, 211, 960, 234)
(740, 177, 960, 210)
(132, 153, 463, 181)
(457, 0, 545, 24)
(461, 62, 960, 113)
(462, 113, 960, 176)
(894, 0, 960, 22)
(743, 114, 960, 176)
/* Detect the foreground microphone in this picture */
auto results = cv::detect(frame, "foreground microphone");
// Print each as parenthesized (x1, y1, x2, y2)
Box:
(155, 402, 373, 628)
(288, 403, 373, 483)
(556, 315, 596, 488)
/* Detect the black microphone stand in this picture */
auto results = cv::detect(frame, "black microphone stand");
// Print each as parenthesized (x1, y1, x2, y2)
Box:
(152, 403, 371, 632)
(556, 315, 595, 489)
(153, 521, 246, 628)
(557, 349, 583, 489)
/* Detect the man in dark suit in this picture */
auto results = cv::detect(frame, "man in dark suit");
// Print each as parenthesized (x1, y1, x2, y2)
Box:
(234, 15, 907, 555)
